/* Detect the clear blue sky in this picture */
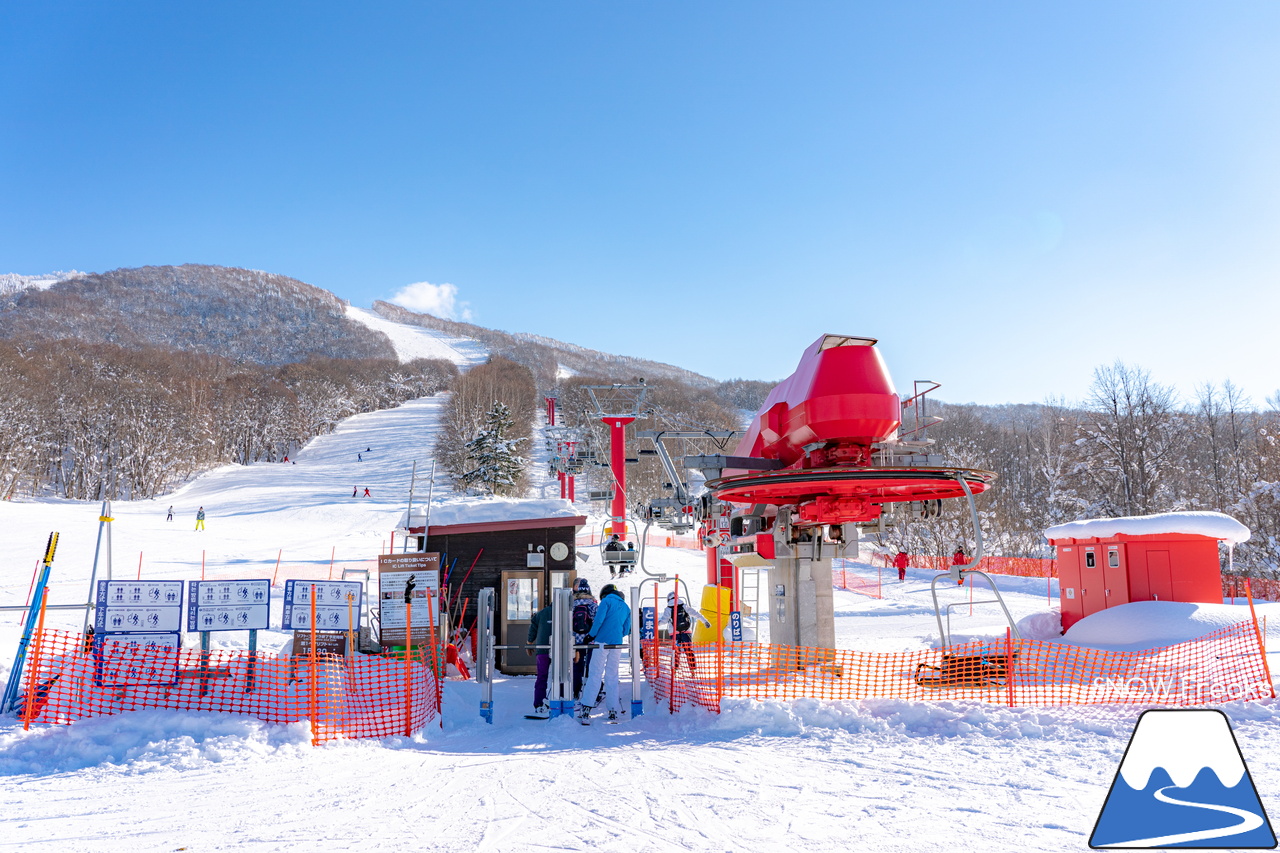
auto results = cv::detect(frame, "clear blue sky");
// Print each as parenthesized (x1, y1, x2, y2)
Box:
(3, 2, 1278, 406)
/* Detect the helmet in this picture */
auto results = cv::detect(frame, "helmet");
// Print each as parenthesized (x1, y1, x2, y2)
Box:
(600, 583, 619, 599)
(667, 591, 676, 602)
(573, 578, 591, 594)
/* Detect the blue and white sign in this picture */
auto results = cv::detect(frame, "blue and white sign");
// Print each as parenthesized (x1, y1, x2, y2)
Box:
(282, 580, 362, 631)
(95, 580, 184, 633)
(730, 611, 743, 642)
(640, 607, 655, 640)
(188, 580, 271, 632)
(93, 632, 181, 687)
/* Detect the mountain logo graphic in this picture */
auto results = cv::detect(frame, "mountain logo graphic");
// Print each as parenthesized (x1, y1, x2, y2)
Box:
(1091, 709, 1276, 849)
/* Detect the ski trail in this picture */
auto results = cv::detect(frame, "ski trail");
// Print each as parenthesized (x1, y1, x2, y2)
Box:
(1107, 785, 1265, 847)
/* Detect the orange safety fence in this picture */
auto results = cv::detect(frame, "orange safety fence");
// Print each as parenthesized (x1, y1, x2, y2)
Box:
(1225, 575, 1280, 602)
(833, 559, 881, 599)
(19, 629, 441, 742)
(873, 553, 1058, 579)
(644, 620, 1272, 713)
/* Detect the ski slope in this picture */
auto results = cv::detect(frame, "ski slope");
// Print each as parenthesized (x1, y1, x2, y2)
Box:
(346, 304, 489, 366)
(1, 391, 1279, 852)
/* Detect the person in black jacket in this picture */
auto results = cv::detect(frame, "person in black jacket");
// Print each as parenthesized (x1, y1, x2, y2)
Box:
(526, 602, 553, 718)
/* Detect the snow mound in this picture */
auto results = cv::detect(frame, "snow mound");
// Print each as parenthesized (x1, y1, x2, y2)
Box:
(1045, 510, 1250, 545)
(1015, 609, 1064, 641)
(1060, 600, 1280, 651)
(0, 711, 312, 776)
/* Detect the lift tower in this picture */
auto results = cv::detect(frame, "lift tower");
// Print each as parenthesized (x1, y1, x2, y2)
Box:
(584, 383, 649, 539)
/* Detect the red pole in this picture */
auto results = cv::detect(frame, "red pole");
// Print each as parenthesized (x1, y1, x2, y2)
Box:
(272, 549, 283, 586)
(328, 546, 336, 581)
(309, 585, 318, 746)
(670, 574, 679, 714)
(1245, 580, 1276, 698)
(605, 417, 634, 538)
(201, 550, 206, 582)
(427, 588, 442, 727)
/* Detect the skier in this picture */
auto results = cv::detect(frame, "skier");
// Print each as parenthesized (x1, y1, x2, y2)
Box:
(352, 486, 358, 498)
(195, 507, 206, 531)
(570, 578, 598, 701)
(363, 487, 371, 497)
(658, 591, 711, 672)
(166, 506, 173, 522)
(578, 583, 631, 724)
(952, 546, 968, 567)
(358, 452, 363, 462)
(283, 455, 289, 463)
(526, 601, 553, 718)
(894, 550, 909, 582)
(604, 534, 623, 579)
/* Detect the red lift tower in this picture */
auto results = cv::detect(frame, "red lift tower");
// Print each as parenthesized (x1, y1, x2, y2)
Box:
(585, 383, 649, 540)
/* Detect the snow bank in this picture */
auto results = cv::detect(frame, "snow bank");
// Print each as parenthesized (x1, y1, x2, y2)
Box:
(0, 711, 311, 776)
(1060, 600, 1280, 651)
(415, 497, 582, 529)
(1045, 510, 1250, 545)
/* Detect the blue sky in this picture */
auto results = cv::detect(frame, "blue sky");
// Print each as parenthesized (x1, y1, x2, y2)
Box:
(3, 3, 1278, 406)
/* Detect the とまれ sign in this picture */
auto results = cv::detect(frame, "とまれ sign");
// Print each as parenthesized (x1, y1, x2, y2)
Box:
(377, 552, 440, 645)
(188, 580, 271, 632)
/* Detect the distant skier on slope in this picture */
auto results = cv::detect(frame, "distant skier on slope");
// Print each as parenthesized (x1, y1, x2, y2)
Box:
(195, 507, 206, 531)
(894, 550, 909, 582)
(363, 487, 371, 497)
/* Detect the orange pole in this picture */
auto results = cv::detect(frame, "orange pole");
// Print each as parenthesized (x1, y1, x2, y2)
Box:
(346, 594, 355, 660)
(272, 549, 282, 586)
(670, 574, 679, 714)
(716, 585, 724, 714)
(201, 550, 206, 582)
(22, 588, 50, 730)
(309, 585, 318, 746)
(403, 594, 414, 736)
(1005, 627, 1015, 708)
(1245, 579, 1276, 698)
(136, 551, 143, 581)
(328, 546, 336, 581)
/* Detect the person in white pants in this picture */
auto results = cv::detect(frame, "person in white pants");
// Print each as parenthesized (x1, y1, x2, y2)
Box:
(578, 583, 631, 721)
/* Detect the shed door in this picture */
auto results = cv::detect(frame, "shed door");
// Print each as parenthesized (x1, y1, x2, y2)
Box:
(1103, 546, 1130, 607)
(1081, 548, 1107, 616)
(498, 570, 542, 674)
(1147, 551, 1173, 601)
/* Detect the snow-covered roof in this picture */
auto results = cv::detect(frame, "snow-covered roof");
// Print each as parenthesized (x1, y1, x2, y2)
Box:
(1045, 510, 1250, 545)
(399, 498, 581, 530)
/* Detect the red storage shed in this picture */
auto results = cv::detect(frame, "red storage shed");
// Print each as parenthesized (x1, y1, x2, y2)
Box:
(1045, 511, 1250, 631)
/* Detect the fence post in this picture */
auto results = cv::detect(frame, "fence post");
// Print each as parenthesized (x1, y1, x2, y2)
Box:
(403, 594, 414, 736)
(21, 588, 50, 730)
(670, 575, 679, 715)
(309, 584, 318, 746)
(1004, 627, 1015, 708)
(427, 588, 441, 727)
(1244, 579, 1276, 699)
(272, 549, 282, 586)
(716, 586, 724, 714)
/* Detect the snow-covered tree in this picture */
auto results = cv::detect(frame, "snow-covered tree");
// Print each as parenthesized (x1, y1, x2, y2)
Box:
(457, 402, 527, 496)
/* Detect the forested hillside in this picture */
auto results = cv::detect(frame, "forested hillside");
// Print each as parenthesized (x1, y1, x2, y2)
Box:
(902, 363, 1280, 576)
(0, 265, 395, 364)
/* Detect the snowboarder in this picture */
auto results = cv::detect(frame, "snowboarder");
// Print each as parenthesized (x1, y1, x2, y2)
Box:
(894, 550, 909, 582)
(352, 486, 358, 498)
(570, 578, 598, 701)
(578, 583, 631, 724)
(195, 507, 206, 531)
(363, 487, 371, 497)
(358, 452, 363, 462)
(659, 591, 711, 672)
(526, 601, 553, 718)
(166, 506, 173, 522)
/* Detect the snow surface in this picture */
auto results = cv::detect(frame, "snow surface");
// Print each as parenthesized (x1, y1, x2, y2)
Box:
(1045, 510, 1251, 545)
(2, 390, 1279, 851)
(345, 304, 488, 367)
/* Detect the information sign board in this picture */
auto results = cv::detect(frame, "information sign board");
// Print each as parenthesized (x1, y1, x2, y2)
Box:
(377, 552, 441, 645)
(95, 580, 184, 633)
(640, 606, 656, 641)
(93, 632, 181, 687)
(188, 580, 271, 632)
(282, 580, 362, 631)
(730, 611, 743, 642)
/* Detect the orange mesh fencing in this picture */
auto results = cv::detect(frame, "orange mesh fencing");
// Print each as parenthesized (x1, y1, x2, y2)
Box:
(1225, 575, 1280, 602)
(20, 629, 441, 742)
(833, 560, 882, 599)
(644, 621, 1271, 713)
(875, 553, 1057, 579)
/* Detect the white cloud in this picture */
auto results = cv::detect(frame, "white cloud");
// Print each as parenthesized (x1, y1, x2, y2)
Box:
(388, 281, 473, 321)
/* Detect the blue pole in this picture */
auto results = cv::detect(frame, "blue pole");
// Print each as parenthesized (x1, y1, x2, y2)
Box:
(3, 533, 58, 714)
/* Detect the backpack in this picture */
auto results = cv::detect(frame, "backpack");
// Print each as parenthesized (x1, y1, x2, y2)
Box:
(572, 600, 594, 635)
(675, 604, 692, 633)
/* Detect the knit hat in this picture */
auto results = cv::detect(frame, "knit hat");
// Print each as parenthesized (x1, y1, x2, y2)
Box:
(573, 578, 591, 594)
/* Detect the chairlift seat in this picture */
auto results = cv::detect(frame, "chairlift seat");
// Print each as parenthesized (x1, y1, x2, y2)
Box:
(602, 550, 637, 566)
(913, 652, 1017, 689)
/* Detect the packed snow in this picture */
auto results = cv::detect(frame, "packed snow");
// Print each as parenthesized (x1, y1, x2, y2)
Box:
(346, 304, 488, 367)
(1, 379, 1278, 851)
(1045, 510, 1252, 545)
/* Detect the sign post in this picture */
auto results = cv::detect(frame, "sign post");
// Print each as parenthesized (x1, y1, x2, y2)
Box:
(188, 580, 272, 694)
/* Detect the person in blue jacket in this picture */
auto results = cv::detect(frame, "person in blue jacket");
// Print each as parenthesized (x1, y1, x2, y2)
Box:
(577, 583, 631, 722)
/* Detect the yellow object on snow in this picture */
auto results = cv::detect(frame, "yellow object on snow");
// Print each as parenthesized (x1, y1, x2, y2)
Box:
(692, 584, 733, 644)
